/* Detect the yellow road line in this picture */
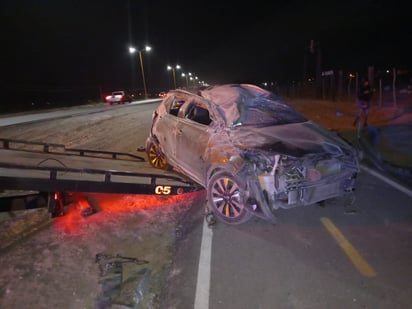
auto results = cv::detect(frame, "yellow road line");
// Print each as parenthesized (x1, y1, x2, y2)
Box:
(320, 217, 377, 277)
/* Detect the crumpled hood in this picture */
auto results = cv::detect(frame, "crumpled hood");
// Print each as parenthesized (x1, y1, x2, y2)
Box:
(230, 121, 353, 158)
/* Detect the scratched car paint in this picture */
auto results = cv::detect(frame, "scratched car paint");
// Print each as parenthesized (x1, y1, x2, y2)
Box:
(145, 84, 360, 225)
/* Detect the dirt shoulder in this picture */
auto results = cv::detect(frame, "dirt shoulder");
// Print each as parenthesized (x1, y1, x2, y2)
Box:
(287, 97, 412, 188)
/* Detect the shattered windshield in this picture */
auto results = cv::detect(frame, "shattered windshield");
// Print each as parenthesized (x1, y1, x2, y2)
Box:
(233, 96, 307, 127)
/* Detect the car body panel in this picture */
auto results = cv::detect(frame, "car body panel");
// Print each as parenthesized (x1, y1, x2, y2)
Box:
(176, 119, 211, 183)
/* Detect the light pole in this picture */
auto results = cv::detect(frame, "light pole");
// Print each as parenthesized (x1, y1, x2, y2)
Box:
(129, 45, 151, 99)
(181, 73, 189, 88)
(187, 72, 193, 89)
(348, 73, 355, 97)
(189, 75, 198, 87)
(167, 64, 181, 89)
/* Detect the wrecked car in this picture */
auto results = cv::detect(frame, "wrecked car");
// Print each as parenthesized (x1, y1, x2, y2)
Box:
(145, 84, 360, 225)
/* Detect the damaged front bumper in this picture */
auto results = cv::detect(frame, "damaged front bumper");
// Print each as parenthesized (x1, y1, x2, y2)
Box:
(258, 170, 357, 209)
(240, 154, 359, 221)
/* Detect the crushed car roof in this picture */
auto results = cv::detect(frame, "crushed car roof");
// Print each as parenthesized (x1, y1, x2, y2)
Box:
(200, 84, 306, 127)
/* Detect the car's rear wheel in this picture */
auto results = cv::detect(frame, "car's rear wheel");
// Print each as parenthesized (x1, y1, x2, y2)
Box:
(147, 142, 170, 170)
(207, 171, 253, 225)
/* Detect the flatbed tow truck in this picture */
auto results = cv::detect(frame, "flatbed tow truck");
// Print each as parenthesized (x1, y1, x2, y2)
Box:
(0, 138, 202, 217)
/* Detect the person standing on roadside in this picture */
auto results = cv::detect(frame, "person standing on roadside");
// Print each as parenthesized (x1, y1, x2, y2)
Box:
(354, 79, 373, 128)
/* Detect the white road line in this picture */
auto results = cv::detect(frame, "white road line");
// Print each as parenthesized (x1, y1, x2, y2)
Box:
(361, 164, 412, 198)
(194, 218, 213, 309)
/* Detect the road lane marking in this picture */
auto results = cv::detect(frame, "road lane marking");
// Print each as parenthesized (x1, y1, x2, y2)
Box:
(194, 218, 213, 309)
(361, 164, 412, 198)
(320, 217, 377, 277)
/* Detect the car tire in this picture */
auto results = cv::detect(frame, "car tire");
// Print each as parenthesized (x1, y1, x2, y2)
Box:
(147, 142, 171, 170)
(207, 170, 253, 225)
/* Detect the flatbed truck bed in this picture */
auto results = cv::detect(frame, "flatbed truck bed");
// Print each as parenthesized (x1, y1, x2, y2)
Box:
(0, 138, 201, 216)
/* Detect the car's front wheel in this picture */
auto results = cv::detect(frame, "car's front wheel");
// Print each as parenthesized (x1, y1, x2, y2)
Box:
(147, 142, 170, 170)
(207, 171, 253, 225)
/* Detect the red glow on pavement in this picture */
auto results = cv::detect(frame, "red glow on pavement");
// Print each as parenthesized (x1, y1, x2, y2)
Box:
(53, 191, 205, 235)
(91, 193, 191, 213)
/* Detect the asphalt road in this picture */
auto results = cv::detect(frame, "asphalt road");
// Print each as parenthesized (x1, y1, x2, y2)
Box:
(166, 170, 412, 308)
(1, 102, 411, 308)
(0, 98, 161, 127)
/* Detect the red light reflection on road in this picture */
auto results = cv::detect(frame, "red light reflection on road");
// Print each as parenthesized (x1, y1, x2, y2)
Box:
(53, 191, 205, 235)
(93, 193, 187, 212)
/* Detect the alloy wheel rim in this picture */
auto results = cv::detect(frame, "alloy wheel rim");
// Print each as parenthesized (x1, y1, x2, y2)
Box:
(149, 145, 167, 169)
(211, 176, 243, 219)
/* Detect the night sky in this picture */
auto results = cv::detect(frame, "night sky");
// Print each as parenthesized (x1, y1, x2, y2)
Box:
(2, 0, 411, 104)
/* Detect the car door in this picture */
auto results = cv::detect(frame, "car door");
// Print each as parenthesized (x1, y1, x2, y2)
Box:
(175, 103, 213, 185)
(153, 96, 183, 163)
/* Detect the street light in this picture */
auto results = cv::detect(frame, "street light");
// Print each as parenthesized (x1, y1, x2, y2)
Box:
(189, 75, 198, 87)
(129, 45, 151, 99)
(348, 73, 355, 97)
(181, 73, 189, 88)
(167, 64, 181, 89)
(187, 73, 193, 89)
